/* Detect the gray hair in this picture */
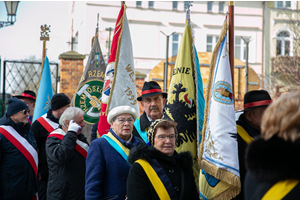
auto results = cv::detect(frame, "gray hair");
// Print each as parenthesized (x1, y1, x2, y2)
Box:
(59, 107, 84, 127)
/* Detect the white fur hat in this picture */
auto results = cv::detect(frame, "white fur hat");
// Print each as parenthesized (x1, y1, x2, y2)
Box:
(107, 106, 137, 125)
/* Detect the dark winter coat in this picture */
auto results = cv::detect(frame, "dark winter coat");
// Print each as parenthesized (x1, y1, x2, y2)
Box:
(127, 144, 199, 200)
(132, 112, 151, 142)
(85, 129, 143, 200)
(31, 109, 59, 182)
(0, 114, 38, 200)
(244, 135, 300, 200)
(46, 128, 89, 200)
(236, 113, 261, 200)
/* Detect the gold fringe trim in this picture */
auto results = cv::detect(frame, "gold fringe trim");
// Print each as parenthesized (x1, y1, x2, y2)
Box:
(198, 20, 228, 165)
(213, 185, 240, 200)
(201, 160, 241, 188)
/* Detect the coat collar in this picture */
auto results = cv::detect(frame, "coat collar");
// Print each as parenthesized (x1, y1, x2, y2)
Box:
(246, 135, 300, 182)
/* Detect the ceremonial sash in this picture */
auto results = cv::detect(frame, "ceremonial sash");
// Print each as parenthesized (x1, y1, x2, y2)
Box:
(134, 117, 149, 144)
(262, 179, 299, 200)
(135, 159, 178, 200)
(103, 132, 130, 165)
(0, 125, 38, 177)
(37, 114, 59, 133)
(47, 129, 89, 158)
(236, 125, 254, 144)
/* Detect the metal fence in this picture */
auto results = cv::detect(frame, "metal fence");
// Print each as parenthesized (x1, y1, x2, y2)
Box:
(1, 60, 59, 116)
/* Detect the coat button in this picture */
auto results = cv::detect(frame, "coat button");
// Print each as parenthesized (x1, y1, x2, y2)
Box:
(169, 169, 174, 173)
(174, 187, 179, 192)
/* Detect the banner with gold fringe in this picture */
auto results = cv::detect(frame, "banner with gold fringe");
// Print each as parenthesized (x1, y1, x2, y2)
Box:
(163, 9, 204, 188)
(198, 20, 241, 200)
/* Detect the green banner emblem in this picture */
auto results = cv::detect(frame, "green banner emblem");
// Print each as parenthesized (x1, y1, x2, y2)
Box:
(74, 80, 104, 124)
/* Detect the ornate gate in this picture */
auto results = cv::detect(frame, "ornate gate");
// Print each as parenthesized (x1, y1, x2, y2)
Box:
(1, 59, 59, 116)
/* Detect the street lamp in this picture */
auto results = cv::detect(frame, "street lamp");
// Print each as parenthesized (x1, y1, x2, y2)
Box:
(105, 27, 114, 60)
(241, 37, 252, 93)
(160, 31, 176, 93)
(0, 1, 20, 28)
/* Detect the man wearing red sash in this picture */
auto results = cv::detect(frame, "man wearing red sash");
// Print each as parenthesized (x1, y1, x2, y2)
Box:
(236, 90, 272, 200)
(31, 93, 70, 200)
(46, 107, 88, 200)
(15, 90, 36, 125)
(0, 97, 38, 200)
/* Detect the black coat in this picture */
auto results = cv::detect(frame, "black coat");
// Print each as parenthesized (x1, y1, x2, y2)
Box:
(127, 144, 199, 200)
(46, 128, 89, 200)
(244, 136, 300, 200)
(236, 114, 260, 200)
(0, 114, 38, 200)
(31, 109, 59, 182)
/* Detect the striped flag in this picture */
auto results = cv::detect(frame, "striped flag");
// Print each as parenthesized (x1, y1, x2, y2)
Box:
(72, 35, 106, 142)
(198, 20, 241, 200)
(97, 3, 139, 137)
(32, 56, 53, 122)
(163, 17, 204, 188)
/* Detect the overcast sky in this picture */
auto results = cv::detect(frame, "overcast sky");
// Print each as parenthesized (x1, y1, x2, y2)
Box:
(0, 1, 72, 63)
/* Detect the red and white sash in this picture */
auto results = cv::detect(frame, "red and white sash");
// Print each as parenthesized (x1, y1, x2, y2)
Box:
(47, 129, 89, 158)
(0, 125, 38, 177)
(36, 114, 59, 133)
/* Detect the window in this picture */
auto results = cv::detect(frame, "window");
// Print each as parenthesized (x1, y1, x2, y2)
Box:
(235, 36, 250, 61)
(275, 1, 291, 8)
(172, 34, 182, 56)
(276, 31, 291, 56)
(148, 1, 154, 8)
(172, 1, 178, 10)
(207, 1, 213, 12)
(219, 2, 224, 13)
(136, 1, 142, 7)
(206, 35, 219, 52)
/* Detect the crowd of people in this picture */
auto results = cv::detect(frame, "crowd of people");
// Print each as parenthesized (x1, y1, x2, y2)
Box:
(0, 81, 299, 200)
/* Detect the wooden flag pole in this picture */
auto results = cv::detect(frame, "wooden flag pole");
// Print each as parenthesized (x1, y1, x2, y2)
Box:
(228, 1, 235, 102)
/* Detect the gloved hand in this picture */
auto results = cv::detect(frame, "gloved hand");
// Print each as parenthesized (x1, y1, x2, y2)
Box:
(68, 120, 81, 133)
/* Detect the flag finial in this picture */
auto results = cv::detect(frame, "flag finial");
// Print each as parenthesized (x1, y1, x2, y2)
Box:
(185, 1, 193, 21)
(95, 13, 99, 36)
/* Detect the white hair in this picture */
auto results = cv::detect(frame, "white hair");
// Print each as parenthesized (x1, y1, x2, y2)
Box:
(59, 107, 84, 127)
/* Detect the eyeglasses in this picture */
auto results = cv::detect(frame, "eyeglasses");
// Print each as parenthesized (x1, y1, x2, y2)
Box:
(117, 117, 134, 124)
(155, 134, 177, 141)
(21, 109, 30, 115)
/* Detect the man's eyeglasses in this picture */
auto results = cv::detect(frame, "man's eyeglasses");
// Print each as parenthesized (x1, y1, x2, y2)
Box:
(155, 134, 177, 141)
(21, 109, 30, 115)
(117, 117, 134, 124)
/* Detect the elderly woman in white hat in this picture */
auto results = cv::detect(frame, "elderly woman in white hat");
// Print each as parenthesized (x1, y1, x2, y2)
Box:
(85, 106, 143, 200)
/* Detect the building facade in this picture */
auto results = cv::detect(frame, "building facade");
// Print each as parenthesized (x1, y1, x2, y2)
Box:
(71, 1, 264, 82)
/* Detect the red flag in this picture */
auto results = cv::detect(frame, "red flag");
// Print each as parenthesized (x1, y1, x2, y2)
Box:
(97, 4, 139, 137)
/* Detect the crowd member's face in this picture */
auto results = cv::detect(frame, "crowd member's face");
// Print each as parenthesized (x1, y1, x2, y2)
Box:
(57, 104, 71, 119)
(73, 112, 85, 135)
(153, 127, 176, 156)
(20, 98, 35, 117)
(245, 106, 267, 131)
(10, 109, 30, 124)
(141, 94, 165, 120)
(111, 113, 134, 141)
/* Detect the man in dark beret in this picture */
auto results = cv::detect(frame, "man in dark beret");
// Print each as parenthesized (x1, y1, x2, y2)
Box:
(15, 90, 36, 125)
(0, 97, 38, 199)
(31, 93, 70, 200)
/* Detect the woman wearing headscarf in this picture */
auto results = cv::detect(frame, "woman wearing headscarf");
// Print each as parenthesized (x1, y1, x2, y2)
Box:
(244, 91, 300, 199)
(127, 119, 199, 200)
(85, 106, 143, 200)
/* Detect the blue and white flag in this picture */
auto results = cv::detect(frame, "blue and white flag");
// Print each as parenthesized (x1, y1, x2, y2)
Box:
(32, 56, 53, 122)
(198, 20, 240, 199)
